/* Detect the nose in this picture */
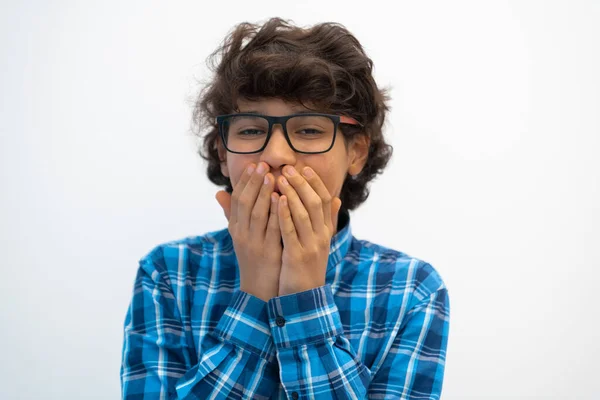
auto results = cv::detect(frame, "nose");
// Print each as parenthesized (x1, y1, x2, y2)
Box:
(260, 124, 296, 171)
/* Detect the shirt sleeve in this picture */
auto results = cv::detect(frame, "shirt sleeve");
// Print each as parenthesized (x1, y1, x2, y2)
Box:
(266, 285, 372, 399)
(367, 288, 450, 399)
(120, 260, 280, 399)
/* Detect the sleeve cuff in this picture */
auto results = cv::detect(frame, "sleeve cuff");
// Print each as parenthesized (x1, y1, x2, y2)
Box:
(267, 284, 343, 349)
(213, 290, 276, 362)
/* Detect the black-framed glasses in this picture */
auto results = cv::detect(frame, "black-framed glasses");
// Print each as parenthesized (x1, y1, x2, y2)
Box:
(215, 113, 362, 154)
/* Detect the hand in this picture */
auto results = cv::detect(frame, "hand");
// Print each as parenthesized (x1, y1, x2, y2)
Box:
(216, 162, 282, 302)
(276, 166, 342, 296)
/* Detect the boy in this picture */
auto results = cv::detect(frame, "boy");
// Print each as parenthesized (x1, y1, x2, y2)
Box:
(121, 17, 450, 399)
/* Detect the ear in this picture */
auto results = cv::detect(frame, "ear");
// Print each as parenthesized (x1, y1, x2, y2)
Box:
(347, 134, 370, 176)
(216, 136, 230, 178)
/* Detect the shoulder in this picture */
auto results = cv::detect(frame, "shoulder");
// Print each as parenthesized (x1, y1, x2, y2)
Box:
(349, 237, 447, 306)
(136, 228, 233, 284)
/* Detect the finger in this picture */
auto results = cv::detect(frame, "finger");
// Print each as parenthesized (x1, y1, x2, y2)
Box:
(249, 172, 275, 237)
(215, 190, 231, 221)
(279, 175, 313, 244)
(278, 195, 301, 250)
(237, 162, 270, 232)
(283, 166, 326, 234)
(264, 192, 281, 249)
(299, 166, 334, 234)
(230, 163, 256, 225)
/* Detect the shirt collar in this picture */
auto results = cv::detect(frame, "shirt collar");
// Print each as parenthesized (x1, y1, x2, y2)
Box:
(327, 207, 353, 272)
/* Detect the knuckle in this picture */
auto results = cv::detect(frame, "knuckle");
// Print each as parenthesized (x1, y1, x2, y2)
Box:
(235, 179, 248, 191)
(250, 209, 262, 221)
(320, 237, 331, 248)
(309, 197, 322, 209)
(238, 196, 251, 208)
(322, 194, 332, 204)
(249, 174, 260, 185)
(232, 234, 243, 246)
(298, 211, 310, 223)
(252, 170, 265, 183)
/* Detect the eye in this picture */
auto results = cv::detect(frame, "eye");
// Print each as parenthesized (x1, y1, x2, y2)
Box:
(297, 128, 325, 135)
(238, 129, 266, 136)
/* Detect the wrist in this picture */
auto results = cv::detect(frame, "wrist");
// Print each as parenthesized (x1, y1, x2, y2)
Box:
(240, 285, 279, 302)
(278, 279, 325, 297)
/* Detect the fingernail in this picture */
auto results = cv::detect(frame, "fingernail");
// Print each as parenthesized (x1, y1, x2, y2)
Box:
(263, 175, 269, 185)
(302, 167, 314, 178)
(247, 165, 255, 175)
(285, 166, 296, 176)
(257, 163, 266, 174)
(281, 176, 289, 186)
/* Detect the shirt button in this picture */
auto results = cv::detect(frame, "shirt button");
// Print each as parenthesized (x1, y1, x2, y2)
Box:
(291, 392, 299, 400)
(275, 316, 286, 327)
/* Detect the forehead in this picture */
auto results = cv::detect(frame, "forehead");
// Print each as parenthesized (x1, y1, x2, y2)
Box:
(236, 97, 322, 115)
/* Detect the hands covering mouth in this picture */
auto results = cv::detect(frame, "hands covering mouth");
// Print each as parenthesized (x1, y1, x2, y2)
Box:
(215, 162, 341, 301)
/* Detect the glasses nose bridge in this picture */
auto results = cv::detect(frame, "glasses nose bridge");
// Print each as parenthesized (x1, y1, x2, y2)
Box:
(262, 116, 295, 157)
(268, 115, 289, 136)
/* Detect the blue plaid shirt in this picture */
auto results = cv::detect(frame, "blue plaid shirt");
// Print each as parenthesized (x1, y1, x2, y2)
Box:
(120, 209, 450, 399)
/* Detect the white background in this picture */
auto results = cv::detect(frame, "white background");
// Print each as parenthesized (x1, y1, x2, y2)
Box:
(1, 1, 599, 399)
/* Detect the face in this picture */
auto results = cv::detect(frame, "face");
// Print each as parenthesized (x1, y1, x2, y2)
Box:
(217, 98, 369, 201)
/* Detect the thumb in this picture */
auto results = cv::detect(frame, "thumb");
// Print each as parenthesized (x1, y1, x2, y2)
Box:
(331, 197, 342, 231)
(215, 190, 232, 221)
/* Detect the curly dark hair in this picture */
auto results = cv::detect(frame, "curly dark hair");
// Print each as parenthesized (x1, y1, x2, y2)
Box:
(191, 17, 392, 210)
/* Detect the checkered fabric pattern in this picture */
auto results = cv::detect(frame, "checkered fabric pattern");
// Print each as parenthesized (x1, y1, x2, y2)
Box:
(120, 210, 450, 399)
